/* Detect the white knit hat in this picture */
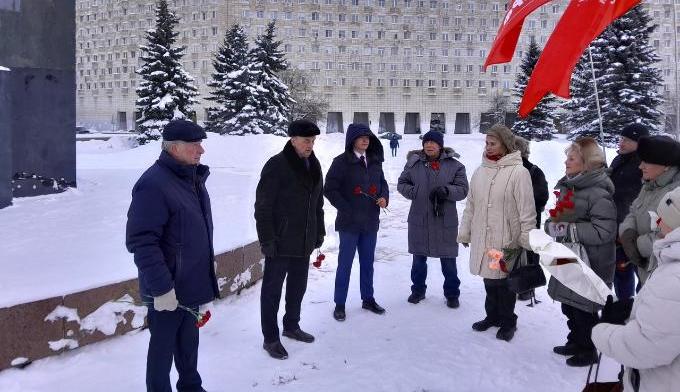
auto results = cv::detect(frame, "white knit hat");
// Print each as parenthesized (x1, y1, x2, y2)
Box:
(657, 187, 680, 230)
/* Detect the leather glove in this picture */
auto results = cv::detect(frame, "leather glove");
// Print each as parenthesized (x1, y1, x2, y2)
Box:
(620, 229, 642, 264)
(547, 222, 569, 238)
(599, 295, 634, 325)
(154, 288, 178, 312)
(434, 186, 449, 201)
(315, 236, 324, 249)
(261, 241, 277, 258)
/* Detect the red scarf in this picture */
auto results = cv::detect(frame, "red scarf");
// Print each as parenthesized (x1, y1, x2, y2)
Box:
(486, 153, 503, 162)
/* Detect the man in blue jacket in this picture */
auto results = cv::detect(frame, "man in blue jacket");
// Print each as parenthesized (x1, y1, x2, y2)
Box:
(324, 123, 389, 321)
(126, 120, 218, 392)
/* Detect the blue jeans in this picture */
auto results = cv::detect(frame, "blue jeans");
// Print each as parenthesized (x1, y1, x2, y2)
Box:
(146, 308, 203, 392)
(334, 231, 378, 305)
(411, 255, 460, 299)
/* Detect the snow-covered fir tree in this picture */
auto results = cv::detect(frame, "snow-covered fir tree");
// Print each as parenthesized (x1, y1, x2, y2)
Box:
(248, 21, 294, 136)
(512, 40, 557, 141)
(564, 5, 663, 144)
(135, 0, 198, 144)
(204, 24, 253, 134)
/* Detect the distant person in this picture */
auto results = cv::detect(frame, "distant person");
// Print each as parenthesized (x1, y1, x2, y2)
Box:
(254, 119, 325, 360)
(398, 130, 469, 309)
(389, 136, 399, 157)
(126, 120, 219, 391)
(324, 123, 389, 321)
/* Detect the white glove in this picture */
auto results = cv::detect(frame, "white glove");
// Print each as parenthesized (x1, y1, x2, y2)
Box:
(649, 211, 660, 232)
(154, 288, 178, 311)
(548, 222, 569, 239)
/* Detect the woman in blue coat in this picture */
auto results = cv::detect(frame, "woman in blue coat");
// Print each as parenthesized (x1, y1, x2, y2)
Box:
(324, 123, 389, 321)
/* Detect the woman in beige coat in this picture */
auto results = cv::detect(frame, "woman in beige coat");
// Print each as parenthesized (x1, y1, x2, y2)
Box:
(458, 124, 536, 342)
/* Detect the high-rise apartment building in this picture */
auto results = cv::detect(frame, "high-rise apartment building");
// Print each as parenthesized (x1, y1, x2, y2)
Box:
(76, 0, 678, 134)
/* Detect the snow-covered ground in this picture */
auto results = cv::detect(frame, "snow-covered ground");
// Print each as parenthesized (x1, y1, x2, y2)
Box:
(0, 133, 622, 391)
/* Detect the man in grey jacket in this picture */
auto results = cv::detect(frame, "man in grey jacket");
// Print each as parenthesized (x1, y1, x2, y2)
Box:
(397, 131, 469, 308)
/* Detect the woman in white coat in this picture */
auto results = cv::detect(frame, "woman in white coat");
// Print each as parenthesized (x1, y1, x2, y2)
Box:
(458, 124, 536, 342)
(592, 187, 680, 392)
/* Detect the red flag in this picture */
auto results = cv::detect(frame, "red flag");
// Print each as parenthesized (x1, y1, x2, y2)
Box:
(484, 0, 554, 69)
(518, 0, 641, 117)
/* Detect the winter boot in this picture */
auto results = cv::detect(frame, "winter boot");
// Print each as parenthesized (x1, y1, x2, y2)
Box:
(553, 342, 579, 356)
(472, 318, 497, 332)
(263, 341, 289, 360)
(446, 297, 460, 309)
(496, 326, 517, 342)
(566, 349, 598, 367)
(333, 304, 346, 322)
(408, 292, 425, 304)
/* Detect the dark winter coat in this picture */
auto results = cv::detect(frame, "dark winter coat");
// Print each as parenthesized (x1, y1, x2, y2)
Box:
(608, 152, 643, 224)
(522, 157, 549, 229)
(324, 128, 389, 233)
(389, 139, 399, 149)
(126, 151, 219, 308)
(398, 148, 469, 258)
(254, 141, 325, 259)
(546, 169, 617, 313)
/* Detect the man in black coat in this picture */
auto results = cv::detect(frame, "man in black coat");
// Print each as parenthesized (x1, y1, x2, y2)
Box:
(324, 123, 389, 321)
(126, 120, 219, 392)
(515, 136, 549, 302)
(609, 123, 648, 298)
(254, 119, 325, 360)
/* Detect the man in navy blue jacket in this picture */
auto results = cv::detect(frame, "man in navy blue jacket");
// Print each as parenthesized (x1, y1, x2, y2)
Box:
(126, 120, 218, 392)
(324, 123, 389, 321)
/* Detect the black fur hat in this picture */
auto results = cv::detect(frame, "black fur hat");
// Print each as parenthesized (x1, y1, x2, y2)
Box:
(637, 135, 680, 166)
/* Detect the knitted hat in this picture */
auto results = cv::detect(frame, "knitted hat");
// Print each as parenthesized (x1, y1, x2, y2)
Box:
(658, 187, 680, 230)
(487, 124, 516, 153)
(422, 130, 444, 148)
(162, 120, 206, 142)
(288, 119, 321, 137)
(620, 123, 650, 142)
(637, 136, 680, 166)
(514, 136, 530, 159)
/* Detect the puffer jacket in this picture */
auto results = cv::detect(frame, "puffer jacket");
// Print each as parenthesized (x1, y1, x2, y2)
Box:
(545, 168, 617, 313)
(620, 167, 680, 282)
(458, 151, 536, 279)
(397, 147, 468, 258)
(592, 226, 680, 392)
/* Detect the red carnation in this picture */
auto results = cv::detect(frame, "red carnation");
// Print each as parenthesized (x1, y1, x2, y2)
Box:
(553, 190, 561, 198)
(195, 310, 211, 328)
(431, 161, 441, 171)
(549, 209, 557, 218)
(353, 186, 362, 196)
(368, 184, 378, 196)
(500, 259, 509, 273)
(563, 200, 575, 209)
(313, 253, 325, 268)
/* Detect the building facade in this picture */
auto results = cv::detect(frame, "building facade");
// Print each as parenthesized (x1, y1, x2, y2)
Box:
(76, 0, 679, 134)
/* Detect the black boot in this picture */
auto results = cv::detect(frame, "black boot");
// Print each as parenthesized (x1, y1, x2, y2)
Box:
(362, 299, 386, 314)
(566, 349, 598, 367)
(263, 341, 288, 360)
(408, 292, 425, 304)
(282, 328, 315, 343)
(446, 297, 460, 309)
(333, 305, 346, 322)
(553, 342, 579, 356)
(496, 325, 517, 342)
(472, 318, 497, 332)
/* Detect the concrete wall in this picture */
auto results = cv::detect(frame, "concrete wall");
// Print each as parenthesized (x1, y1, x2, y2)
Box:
(0, 241, 264, 371)
(0, 0, 76, 204)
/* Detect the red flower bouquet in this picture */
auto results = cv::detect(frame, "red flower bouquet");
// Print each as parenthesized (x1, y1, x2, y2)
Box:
(549, 189, 575, 222)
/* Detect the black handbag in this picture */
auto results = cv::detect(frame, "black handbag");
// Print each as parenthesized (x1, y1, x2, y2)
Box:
(506, 250, 547, 294)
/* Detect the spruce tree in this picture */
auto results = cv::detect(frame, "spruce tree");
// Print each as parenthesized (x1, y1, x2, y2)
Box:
(248, 21, 294, 136)
(565, 5, 663, 144)
(204, 24, 252, 134)
(512, 40, 557, 141)
(135, 0, 198, 144)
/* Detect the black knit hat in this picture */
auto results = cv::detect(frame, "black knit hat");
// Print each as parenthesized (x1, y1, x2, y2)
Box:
(422, 130, 444, 148)
(162, 120, 206, 142)
(620, 123, 650, 142)
(288, 119, 320, 137)
(637, 135, 680, 166)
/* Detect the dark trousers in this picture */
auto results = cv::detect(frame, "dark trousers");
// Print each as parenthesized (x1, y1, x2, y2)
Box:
(411, 255, 460, 299)
(146, 308, 203, 392)
(561, 303, 598, 351)
(260, 256, 309, 344)
(335, 231, 377, 305)
(483, 278, 517, 328)
(391, 147, 398, 157)
(613, 245, 637, 299)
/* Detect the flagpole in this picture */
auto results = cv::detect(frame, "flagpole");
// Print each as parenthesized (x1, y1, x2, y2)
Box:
(587, 46, 607, 161)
